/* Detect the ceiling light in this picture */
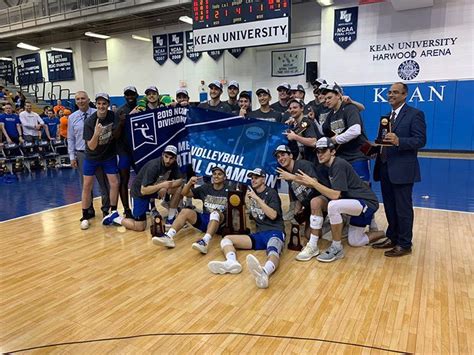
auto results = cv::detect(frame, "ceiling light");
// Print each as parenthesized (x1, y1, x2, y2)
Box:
(85, 31, 110, 39)
(51, 47, 73, 53)
(317, 0, 334, 6)
(0, 57, 13, 61)
(17, 42, 40, 51)
(179, 16, 193, 25)
(132, 35, 151, 42)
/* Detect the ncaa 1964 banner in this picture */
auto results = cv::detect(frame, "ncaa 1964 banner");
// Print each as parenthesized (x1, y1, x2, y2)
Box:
(127, 107, 288, 187)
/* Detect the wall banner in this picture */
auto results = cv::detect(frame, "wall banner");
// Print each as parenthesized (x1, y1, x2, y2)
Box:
(46, 50, 75, 82)
(186, 31, 202, 63)
(168, 32, 185, 64)
(153, 34, 168, 65)
(271, 48, 306, 77)
(334, 6, 358, 49)
(16, 53, 42, 85)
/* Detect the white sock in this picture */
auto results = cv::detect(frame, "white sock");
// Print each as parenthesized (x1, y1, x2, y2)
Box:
(113, 216, 124, 225)
(202, 233, 212, 244)
(263, 260, 276, 276)
(226, 251, 237, 262)
(168, 208, 177, 219)
(167, 228, 177, 238)
(332, 240, 342, 249)
(309, 234, 319, 248)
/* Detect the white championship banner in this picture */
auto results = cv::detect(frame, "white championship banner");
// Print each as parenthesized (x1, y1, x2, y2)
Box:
(193, 17, 289, 52)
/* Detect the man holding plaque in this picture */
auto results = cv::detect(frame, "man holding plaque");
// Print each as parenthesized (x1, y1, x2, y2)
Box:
(152, 166, 230, 253)
(372, 82, 426, 257)
(208, 168, 285, 289)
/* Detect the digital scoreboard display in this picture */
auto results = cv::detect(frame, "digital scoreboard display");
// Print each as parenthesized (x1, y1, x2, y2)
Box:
(192, 0, 291, 52)
(193, 0, 290, 29)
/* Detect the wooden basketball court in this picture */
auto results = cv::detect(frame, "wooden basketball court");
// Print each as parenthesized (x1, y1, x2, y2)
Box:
(1, 196, 473, 354)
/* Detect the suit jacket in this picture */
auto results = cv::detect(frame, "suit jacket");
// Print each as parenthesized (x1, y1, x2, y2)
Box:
(373, 104, 426, 184)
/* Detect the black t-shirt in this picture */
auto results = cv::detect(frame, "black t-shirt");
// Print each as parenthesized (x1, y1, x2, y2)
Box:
(191, 183, 230, 214)
(226, 100, 240, 112)
(328, 157, 379, 211)
(114, 102, 135, 156)
(247, 108, 282, 122)
(248, 186, 284, 232)
(198, 100, 233, 113)
(270, 101, 287, 113)
(130, 157, 183, 198)
(83, 110, 116, 161)
(314, 103, 331, 136)
(284, 159, 330, 204)
(288, 116, 318, 162)
(322, 103, 368, 163)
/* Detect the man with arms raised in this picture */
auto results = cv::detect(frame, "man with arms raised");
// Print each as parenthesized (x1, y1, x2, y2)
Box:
(208, 168, 285, 289)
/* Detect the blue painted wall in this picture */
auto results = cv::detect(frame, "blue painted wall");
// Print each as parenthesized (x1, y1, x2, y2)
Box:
(343, 80, 474, 151)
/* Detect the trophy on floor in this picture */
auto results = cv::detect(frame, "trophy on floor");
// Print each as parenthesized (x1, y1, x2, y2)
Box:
(375, 115, 392, 145)
(287, 224, 303, 251)
(221, 184, 250, 235)
(150, 208, 164, 236)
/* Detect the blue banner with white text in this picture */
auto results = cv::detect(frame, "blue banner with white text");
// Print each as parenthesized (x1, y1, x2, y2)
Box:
(186, 107, 288, 188)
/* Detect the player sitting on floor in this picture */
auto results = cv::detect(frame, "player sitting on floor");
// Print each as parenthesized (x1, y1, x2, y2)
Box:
(208, 168, 285, 289)
(151, 166, 230, 253)
(113, 145, 183, 232)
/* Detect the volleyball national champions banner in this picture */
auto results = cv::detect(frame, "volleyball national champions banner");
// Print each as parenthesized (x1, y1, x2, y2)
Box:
(127, 107, 288, 185)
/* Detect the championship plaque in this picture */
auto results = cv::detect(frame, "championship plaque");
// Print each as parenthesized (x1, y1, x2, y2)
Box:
(293, 121, 308, 135)
(375, 115, 392, 145)
(221, 187, 250, 235)
(150, 208, 164, 236)
(287, 224, 303, 251)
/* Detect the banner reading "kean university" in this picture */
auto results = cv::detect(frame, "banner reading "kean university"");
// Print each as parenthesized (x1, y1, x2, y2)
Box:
(127, 107, 288, 186)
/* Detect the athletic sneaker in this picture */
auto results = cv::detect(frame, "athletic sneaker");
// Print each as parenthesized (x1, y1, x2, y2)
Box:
(102, 210, 119, 226)
(165, 217, 175, 229)
(192, 239, 208, 254)
(208, 260, 242, 274)
(80, 219, 90, 230)
(295, 244, 320, 261)
(246, 254, 269, 289)
(316, 245, 345, 263)
(152, 233, 175, 248)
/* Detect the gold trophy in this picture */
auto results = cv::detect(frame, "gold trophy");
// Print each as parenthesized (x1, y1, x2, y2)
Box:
(287, 224, 303, 251)
(222, 185, 250, 235)
(375, 116, 392, 145)
(150, 208, 164, 236)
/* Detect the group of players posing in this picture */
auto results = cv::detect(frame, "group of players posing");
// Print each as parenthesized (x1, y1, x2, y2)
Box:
(76, 79, 386, 289)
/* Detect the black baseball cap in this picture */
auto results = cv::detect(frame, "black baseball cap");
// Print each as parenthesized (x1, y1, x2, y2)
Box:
(273, 144, 292, 156)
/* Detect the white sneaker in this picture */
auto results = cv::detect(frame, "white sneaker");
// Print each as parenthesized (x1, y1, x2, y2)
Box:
(192, 239, 208, 254)
(317, 245, 345, 263)
(152, 234, 175, 248)
(80, 219, 90, 230)
(295, 244, 320, 261)
(208, 260, 242, 274)
(246, 254, 269, 289)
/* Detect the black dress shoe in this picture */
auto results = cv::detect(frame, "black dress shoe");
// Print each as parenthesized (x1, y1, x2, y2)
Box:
(385, 245, 412, 257)
(372, 238, 397, 249)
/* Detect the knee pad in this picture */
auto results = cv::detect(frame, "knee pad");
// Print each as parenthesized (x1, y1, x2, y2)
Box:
(327, 201, 344, 225)
(266, 237, 284, 258)
(210, 211, 220, 222)
(310, 215, 324, 230)
(220, 237, 233, 249)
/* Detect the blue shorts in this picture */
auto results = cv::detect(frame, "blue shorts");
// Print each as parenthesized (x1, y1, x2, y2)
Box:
(83, 157, 118, 176)
(351, 160, 370, 182)
(193, 212, 211, 233)
(131, 196, 150, 221)
(250, 230, 285, 251)
(118, 154, 132, 170)
(349, 200, 376, 227)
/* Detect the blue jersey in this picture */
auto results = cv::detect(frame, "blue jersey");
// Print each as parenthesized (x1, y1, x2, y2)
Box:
(0, 113, 21, 138)
(42, 117, 60, 139)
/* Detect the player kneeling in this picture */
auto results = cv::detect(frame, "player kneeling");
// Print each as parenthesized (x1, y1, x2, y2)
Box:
(208, 168, 285, 289)
(152, 166, 230, 253)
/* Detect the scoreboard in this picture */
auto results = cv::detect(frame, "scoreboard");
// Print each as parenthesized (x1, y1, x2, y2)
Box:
(192, 0, 291, 52)
(193, 0, 290, 29)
